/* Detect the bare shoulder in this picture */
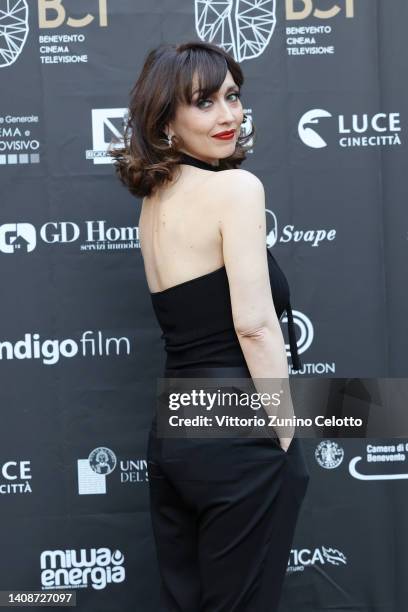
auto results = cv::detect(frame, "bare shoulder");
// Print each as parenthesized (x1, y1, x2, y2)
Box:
(211, 168, 264, 192)
(207, 168, 266, 219)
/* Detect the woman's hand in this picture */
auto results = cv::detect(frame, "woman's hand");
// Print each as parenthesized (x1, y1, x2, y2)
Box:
(278, 435, 294, 453)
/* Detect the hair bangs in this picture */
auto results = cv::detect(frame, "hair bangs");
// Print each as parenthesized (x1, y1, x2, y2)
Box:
(176, 48, 229, 106)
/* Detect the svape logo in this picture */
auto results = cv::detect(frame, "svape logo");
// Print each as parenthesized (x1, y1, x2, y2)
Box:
(285, 0, 355, 20)
(265, 209, 336, 249)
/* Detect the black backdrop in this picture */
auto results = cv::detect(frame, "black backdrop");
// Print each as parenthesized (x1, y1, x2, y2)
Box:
(1, 1, 407, 610)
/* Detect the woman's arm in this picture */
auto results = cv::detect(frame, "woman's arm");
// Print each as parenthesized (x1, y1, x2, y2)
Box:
(214, 169, 295, 450)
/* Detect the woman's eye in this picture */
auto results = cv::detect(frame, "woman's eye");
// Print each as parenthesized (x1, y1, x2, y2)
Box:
(196, 92, 241, 109)
(196, 99, 212, 109)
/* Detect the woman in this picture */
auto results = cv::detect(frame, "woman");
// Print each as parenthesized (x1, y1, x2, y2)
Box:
(110, 40, 310, 612)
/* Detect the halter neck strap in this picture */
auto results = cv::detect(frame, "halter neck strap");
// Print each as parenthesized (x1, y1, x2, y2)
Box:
(178, 152, 221, 171)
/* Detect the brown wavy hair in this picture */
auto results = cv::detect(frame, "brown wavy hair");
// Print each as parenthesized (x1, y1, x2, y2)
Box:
(107, 40, 256, 198)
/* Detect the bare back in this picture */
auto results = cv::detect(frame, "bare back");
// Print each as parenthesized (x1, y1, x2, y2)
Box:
(139, 165, 224, 294)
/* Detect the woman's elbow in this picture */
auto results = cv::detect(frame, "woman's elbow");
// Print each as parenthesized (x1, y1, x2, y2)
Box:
(234, 319, 281, 339)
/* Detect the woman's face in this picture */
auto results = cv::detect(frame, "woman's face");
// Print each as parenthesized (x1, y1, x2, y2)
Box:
(167, 69, 244, 165)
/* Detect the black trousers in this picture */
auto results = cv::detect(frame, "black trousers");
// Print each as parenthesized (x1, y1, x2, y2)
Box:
(147, 367, 310, 612)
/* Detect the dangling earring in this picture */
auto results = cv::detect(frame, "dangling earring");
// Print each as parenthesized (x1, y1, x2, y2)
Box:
(239, 114, 251, 137)
(166, 133, 173, 147)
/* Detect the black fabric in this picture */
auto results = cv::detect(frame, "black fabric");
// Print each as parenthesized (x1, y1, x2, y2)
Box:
(147, 417, 310, 611)
(178, 151, 222, 171)
(150, 248, 301, 371)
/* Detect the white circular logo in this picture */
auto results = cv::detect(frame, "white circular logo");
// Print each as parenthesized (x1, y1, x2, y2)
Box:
(88, 447, 117, 475)
(315, 440, 344, 469)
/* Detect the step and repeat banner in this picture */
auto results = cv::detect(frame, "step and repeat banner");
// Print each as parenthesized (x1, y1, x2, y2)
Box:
(1, 1, 407, 610)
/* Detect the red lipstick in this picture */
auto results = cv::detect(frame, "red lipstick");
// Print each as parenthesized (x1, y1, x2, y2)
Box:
(212, 130, 236, 140)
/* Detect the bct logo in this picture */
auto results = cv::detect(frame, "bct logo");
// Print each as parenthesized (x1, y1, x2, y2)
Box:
(0, 0, 29, 68)
(298, 109, 332, 148)
(38, 0, 109, 28)
(286, 0, 355, 20)
(0, 223, 36, 253)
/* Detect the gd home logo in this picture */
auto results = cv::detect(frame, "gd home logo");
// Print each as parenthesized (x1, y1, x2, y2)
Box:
(0, 223, 36, 253)
(195, 0, 276, 62)
(0, 0, 29, 68)
(0, 221, 139, 253)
